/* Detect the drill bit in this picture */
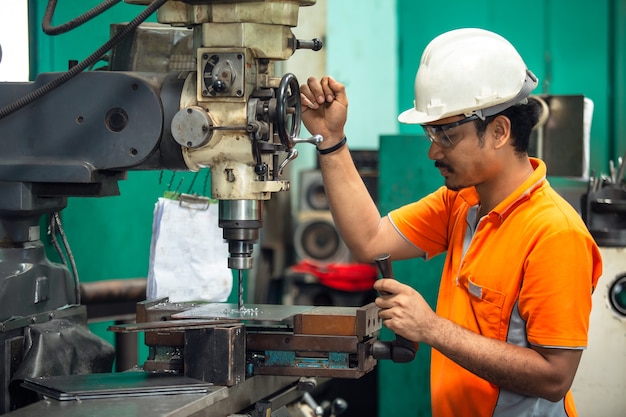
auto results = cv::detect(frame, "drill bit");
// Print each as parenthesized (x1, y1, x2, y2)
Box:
(238, 269, 243, 311)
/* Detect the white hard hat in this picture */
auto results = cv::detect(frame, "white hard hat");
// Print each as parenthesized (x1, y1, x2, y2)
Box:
(398, 28, 538, 125)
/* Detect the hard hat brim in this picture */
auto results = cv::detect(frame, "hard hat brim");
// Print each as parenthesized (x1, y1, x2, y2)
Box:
(397, 107, 442, 125)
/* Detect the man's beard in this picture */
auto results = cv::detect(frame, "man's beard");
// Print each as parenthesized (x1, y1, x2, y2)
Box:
(435, 161, 469, 191)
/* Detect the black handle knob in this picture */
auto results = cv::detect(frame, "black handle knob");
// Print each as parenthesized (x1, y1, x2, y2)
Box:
(212, 79, 227, 92)
(374, 253, 393, 278)
(331, 398, 348, 416)
(295, 38, 323, 51)
(374, 253, 418, 363)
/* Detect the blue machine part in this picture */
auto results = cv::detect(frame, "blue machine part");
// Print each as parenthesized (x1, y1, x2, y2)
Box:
(265, 351, 350, 369)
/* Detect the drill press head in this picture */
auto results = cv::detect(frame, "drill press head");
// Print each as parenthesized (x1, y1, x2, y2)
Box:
(157, 0, 319, 271)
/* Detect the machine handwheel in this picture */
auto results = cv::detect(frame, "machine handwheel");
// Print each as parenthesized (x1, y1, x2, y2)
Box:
(275, 73, 302, 149)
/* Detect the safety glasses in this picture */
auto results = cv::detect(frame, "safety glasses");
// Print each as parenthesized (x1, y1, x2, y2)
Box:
(421, 114, 479, 148)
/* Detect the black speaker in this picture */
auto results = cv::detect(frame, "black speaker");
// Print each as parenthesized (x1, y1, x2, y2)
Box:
(295, 169, 350, 264)
(293, 211, 351, 264)
(299, 169, 328, 211)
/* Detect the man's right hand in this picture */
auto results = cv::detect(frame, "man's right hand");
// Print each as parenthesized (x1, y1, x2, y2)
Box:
(300, 76, 348, 150)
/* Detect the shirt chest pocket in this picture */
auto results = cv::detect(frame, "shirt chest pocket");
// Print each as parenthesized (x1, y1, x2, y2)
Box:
(456, 275, 507, 340)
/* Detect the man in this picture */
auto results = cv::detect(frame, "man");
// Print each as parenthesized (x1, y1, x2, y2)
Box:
(300, 28, 602, 417)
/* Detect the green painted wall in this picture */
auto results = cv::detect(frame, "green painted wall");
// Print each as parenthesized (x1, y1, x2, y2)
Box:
(613, 0, 626, 156)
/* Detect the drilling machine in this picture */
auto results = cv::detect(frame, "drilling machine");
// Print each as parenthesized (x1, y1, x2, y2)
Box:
(0, 0, 323, 413)
(129, 0, 325, 307)
(0, 2, 415, 415)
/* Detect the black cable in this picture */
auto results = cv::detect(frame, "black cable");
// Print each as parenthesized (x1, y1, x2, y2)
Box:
(0, 0, 168, 120)
(51, 212, 81, 304)
(42, 0, 123, 36)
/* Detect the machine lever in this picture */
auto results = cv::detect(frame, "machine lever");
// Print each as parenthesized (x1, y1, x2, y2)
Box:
(373, 253, 418, 363)
(278, 148, 298, 176)
(292, 134, 323, 146)
(302, 392, 324, 417)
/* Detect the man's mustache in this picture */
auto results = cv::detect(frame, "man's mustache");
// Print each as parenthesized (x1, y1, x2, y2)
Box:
(435, 161, 452, 171)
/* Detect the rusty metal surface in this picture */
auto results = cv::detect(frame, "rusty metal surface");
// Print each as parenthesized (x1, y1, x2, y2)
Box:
(145, 330, 185, 347)
(355, 303, 382, 338)
(293, 303, 381, 338)
(358, 338, 378, 372)
(294, 312, 357, 336)
(246, 333, 359, 353)
(185, 324, 245, 386)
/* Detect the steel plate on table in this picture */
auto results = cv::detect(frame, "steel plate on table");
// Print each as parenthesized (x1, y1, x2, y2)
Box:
(171, 303, 313, 322)
(21, 371, 215, 401)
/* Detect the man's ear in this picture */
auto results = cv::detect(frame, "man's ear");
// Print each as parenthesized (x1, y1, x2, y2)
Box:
(492, 115, 511, 149)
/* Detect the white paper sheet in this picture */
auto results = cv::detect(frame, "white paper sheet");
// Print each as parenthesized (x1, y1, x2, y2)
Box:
(147, 196, 232, 302)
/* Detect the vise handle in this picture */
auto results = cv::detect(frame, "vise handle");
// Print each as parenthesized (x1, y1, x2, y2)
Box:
(372, 253, 418, 363)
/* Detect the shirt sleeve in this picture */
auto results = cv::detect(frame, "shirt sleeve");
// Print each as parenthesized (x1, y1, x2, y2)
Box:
(388, 186, 458, 259)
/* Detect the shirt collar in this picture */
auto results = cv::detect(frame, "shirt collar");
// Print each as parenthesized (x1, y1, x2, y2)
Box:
(458, 158, 547, 221)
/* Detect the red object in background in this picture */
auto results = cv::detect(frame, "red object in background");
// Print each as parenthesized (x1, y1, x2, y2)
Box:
(290, 260, 378, 292)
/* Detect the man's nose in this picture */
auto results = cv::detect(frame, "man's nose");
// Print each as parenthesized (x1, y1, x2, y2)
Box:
(427, 141, 444, 160)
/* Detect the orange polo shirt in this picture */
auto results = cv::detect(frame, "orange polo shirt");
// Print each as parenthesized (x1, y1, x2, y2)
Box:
(388, 158, 602, 417)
